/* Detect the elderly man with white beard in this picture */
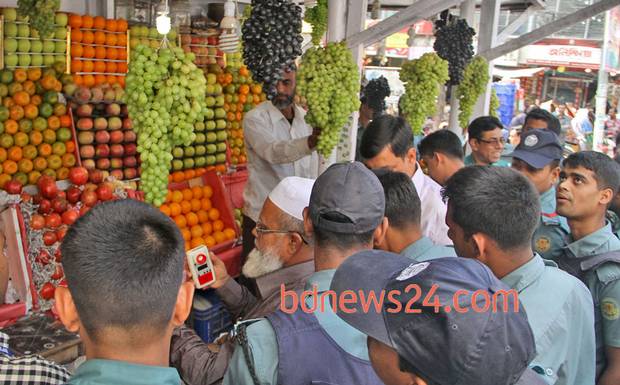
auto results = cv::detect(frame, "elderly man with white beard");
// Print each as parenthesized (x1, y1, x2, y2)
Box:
(169, 176, 315, 385)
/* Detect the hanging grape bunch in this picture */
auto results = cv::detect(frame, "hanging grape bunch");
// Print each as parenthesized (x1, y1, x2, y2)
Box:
(490, 89, 500, 118)
(399, 53, 449, 135)
(17, 0, 60, 38)
(362, 76, 391, 118)
(433, 18, 476, 85)
(297, 42, 360, 157)
(126, 45, 206, 206)
(305, 0, 328, 46)
(242, 0, 303, 100)
(456, 56, 489, 129)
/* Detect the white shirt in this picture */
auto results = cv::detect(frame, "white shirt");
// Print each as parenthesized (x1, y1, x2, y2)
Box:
(411, 164, 452, 246)
(243, 101, 319, 222)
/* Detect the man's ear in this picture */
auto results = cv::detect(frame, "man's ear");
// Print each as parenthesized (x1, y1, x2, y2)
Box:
(55, 286, 81, 333)
(470, 233, 488, 262)
(600, 188, 615, 206)
(286, 232, 304, 259)
(171, 281, 195, 327)
(373, 217, 389, 247)
(303, 207, 314, 239)
(550, 166, 561, 184)
(469, 138, 479, 152)
(406, 148, 417, 165)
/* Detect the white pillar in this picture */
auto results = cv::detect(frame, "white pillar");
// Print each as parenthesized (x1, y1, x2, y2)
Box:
(474, 0, 501, 118)
(593, 10, 611, 153)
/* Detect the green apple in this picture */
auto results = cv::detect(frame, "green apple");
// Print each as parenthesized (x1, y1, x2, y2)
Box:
(55, 41, 66, 53)
(204, 108, 215, 120)
(4, 23, 17, 37)
(54, 27, 67, 40)
(195, 156, 207, 167)
(215, 96, 225, 107)
(42, 40, 55, 53)
(149, 39, 159, 49)
(214, 84, 223, 95)
(4, 54, 18, 67)
(184, 146, 195, 157)
(216, 119, 227, 130)
(172, 147, 184, 158)
(4, 38, 17, 53)
(31, 54, 43, 66)
(30, 40, 43, 53)
(195, 121, 205, 131)
(183, 158, 195, 169)
(2, 8, 17, 21)
(18, 54, 31, 67)
(140, 38, 150, 47)
(207, 73, 217, 85)
(206, 155, 216, 166)
(194, 133, 206, 144)
(17, 24, 30, 38)
(206, 144, 217, 154)
(195, 145, 206, 156)
(55, 13, 68, 26)
(172, 159, 184, 171)
(129, 38, 140, 49)
(216, 130, 228, 141)
(216, 153, 227, 164)
(43, 55, 55, 66)
(206, 133, 217, 143)
(130, 26, 141, 37)
(206, 121, 216, 130)
(17, 39, 30, 53)
(148, 27, 160, 39)
(216, 143, 227, 153)
(205, 96, 216, 107)
(205, 84, 215, 95)
(215, 108, 226, 119)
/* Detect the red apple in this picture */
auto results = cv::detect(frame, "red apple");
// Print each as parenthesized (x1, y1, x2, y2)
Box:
(37, 176, 58, 199)
(45, 213, 62, 228)
(78, 131, 94, 145)
(40, 282, 55, 299)
(108, 116, 122, 130)
(123, 156, 137, 168)
(69, 167, 89, 186)
(96, 158, 111, 170)
(77, 118, 93, 130)
(110, 144, 124, 157)
(95, 131, 110, 144)
(38, 199, 53, 214)
(123, 130, 136, 142)
(88, 169, 103, 184)
(62, 210, 79, 226)
(124, 143, 137, 156)
(79, 205, 90, 216)
(31, 214, 45, 230)
(96, 184, 114, 201)
(110, 131, 124, 144)
(54, 247, 62, 262)
(80, 145, 95, 159)
(123, 168, 137, 180)
(110, 158, 123, 169)
(82, 159, 96, 170)
(94, 117, 108, 130)
(122, 117, 132, 130)
(57, 191, 66, 200)
(81, 190, 98, 207)
(66, 186, 81, 203)
(106, 103, 121, 116)
(95, 144, 110, 157)
(76, 104, 93, 117)
(51, 198, 68, 214)
(110, 169, 124, 180)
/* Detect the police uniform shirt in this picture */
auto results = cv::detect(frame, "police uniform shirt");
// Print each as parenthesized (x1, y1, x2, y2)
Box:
(533, 187, 570, 260)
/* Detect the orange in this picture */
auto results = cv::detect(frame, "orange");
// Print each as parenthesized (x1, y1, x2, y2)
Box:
(33, 157, 47, 171)
(159, 204, 171, 216)
(18, 159, 33, 173)
(69, 14, 82, 29)
(71, 59, 83, 72)
(165, 190, 173, 203)
(72, 29, 83, 43)
(105, 33, 117, 46)
(22, 145, 37, 160)
(14, 132, 28, 146)
(0, 148, 6, 163)
(201, 198, 212, 211)
(4, 120, 18, 135)
(203, 185, 213, 198)
(118, 48, 127, 60)
(201, 222, 213, 236)
(224, 228, 236, 240)
(186, 212, 199, 227)
(9, 106, 24, 121)
(107, 75, 118, 85)
(47, 116, 60, 130)
(27, 68, 41, 82)
(7, 147, 22, 162)
(105, 61, 117, 73)
(174, 215, 187, 229)
(82, 60, 94, 72)
(82, 31, 95, 45)
(105, 19, 117, 32)
(37, 143, 52, 157)
(82, 15, 94, 29)
(117, 34, 127, 47)
(30, 95, 41, 106)
(190, 237, 205, 249)
(83, 46, 96, 60)
(94, 75, 107, 85)
(196, 168, 207, 176)
(181, 228, 191, 242)
(23, 104, 38, 119)
(185, 169, 196, 180)
(171, 190, 183, 203)
(190, 198, 202, 212)
(28, 170, 41, 185)
(213, 219, 224, 232)
(117, 76, 125, 87)
(172, 171, 185, 183)
(71, 43, 83, 58)
(93, 16, 106, 30)
(190, 225, 203, 239)
(2, 160, 17, 175)
(197, 210, 209, 224)
(56, 167, 69, 180)
(117, 19, 128, 32)
(208, 208, 220, 221)
(72, 74, 83, 85)
(204, 236, 216, 248)
(60, 115, 71, 128)
(61, 153, 76, 167)
(65, 140, 75, 154)
(94, 61, 106, 73)
(213, 231, 226, 244)
(83, 75, 95, 87)
(107, 47, 119, 60)
(169, 202, 182, 217)
(180, 201, 192, 214)
(182, 188, 193, 201)
(94, 45, 106, 59)
(29, 131, 43, 146)
(14, 69, 27, 83)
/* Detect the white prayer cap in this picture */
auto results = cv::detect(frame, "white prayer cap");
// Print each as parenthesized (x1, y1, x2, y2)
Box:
(268, 177, 315, 221)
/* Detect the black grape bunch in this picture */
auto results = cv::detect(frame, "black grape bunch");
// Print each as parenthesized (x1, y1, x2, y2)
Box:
(362, 76, 391, 118)
(242, 0, 303, 100)
(433, 16, 476, 86)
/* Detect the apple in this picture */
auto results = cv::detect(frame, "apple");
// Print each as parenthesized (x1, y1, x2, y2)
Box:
(216, 120, 227, 130)
(43, 55, 55, 66)
(66, 186, 81, 203)
(216, 143, 227, 153)
(95, 131, 110, 144)
(206, 133, 217, 143)
(94, 117, 108, 130)
(78, 131, 94, 145)
(77, 118, 93, 130)
(110, 158, 123, 169)
(2, 8, 16, 21)
(80, 145, 95, 159)
(55, 41, 66, 54)
(17, 24, 30, 38)
(172, 159, 183, 171)
(216, 153, 227, 164)
(4, 38, 17, 53)
(55, 13, 68, 26)
(108, 117, 122, 131)
(184, 147, 195, 157)
(123, 130, 136, 142)
(4, 54, 18, 67)
(51, 198, 68, 214)
(91, 87, 103, 103)
(18, 54, 31, 67)
(81, 190, 98, 207)
(38, 176, 58, 199)
(43, 231, 57, 246)
(109, 131, 124, 144)
(89, 169, 103, 184)
(195, 145, 206, 156)
(123, 156, 137, 168)
(110, 169, 124, 180)
(31, 55, 43, 67)
(216, 130, 228, 141)
(82, 159, 96, 170)
(206, 144, 217, 154)
(42, 40, 55, 53)
(204, 108, 214, 120)
(69, 167, 89, 186)
(183, 158, 195, 169)
(45, 213, 62, 228)
(55, 27, 67, 40)
(96, 158, 111, 170)
(75, 87, 92, 105)
(103, 89, 116, 103)
(195, 133, 206, 144)
(76, 104, 93, 117)
(95, 144, 110, 157)
(122, 117, 132, 130)
(106, 103, 121, 116)
(124, 143, 137, 156)
(124, 168, 137, 180)
(195, 157, 206, 167)
(110, 144, 124, 157)
(96, 184, 114, 201)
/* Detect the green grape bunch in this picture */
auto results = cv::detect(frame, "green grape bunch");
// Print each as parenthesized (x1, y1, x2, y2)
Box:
(17, 0, 60, 38)
(305, 0, 327, 46)
(456, 56, 489, 129)
(126, 45, 207, 206)
(490, 88, 500, 118)
(399, 53, 449, 135)
(297, 42, 360, 157)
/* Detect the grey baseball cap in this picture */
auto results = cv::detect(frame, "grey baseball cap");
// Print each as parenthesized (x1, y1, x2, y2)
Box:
(330, 251, 546, 385)
(308, 162, 385, 234)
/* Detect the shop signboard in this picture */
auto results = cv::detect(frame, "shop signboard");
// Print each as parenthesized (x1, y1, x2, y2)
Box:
(519, 44, 601, 69)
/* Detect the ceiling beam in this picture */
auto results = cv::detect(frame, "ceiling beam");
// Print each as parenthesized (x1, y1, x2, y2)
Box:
(480, 0, 620, 60)
(346, 0, 466, 48)
(496, 5, 540, 43)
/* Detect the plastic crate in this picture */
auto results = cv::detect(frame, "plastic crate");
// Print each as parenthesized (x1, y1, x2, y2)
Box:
(192, 290, 233, 343)
(220, 169, 248, 209)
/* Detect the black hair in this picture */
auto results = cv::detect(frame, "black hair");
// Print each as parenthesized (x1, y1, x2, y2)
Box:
(375, 171, 421, 229)
(418, 130, 464, 160)
(313, 211, 374, 250)
(361, 76, 391, 117)
(442, 167, 540, 251)
(524, 108, 561, 136)
(467, 116, 504, 141)
(512, 158, 561, 173)
(563, 151, 620, 196)
(361, 115, 413, 159)
(60, 199, 186, 341)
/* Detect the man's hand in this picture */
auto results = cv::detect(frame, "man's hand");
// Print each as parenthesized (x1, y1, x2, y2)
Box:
(209, 253, 231, 289)
(308, 127, 321, 149)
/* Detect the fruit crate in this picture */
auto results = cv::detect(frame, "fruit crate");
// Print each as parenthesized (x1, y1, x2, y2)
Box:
(191, 289, 232, 343)
(0, 12, 71, 71)
(180, 31, 223, 69)
(220, 169, 247, 210)
(168, 170, 240, 254)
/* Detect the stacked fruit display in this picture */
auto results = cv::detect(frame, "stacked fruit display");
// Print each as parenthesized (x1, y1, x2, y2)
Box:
(18, 167, 139, 310)
(220, 65, 264, 166)
(0, 65, 76, 189)
(159, 185, 236, 251)
(71, 84, 139, 181)
(68, 14, 129, 88)
(171, 71, 226, 171)
(2, 8, 68, 69)
(128, 24, 178, 49)
(180, 32, 221, 69)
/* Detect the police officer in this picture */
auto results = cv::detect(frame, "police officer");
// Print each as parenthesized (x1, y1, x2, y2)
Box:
(555, 151, 620, 384)
(510, 129, 569, 260)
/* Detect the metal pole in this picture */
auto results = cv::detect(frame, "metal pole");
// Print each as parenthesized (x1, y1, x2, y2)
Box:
(593, 10, 611, 153)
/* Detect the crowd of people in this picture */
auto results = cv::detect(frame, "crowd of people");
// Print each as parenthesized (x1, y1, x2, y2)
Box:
(1, 66, 620, 385)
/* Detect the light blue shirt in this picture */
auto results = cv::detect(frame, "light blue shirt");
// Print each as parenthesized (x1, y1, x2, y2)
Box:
(223, 269, 371, 385)
(67, 359, 182, 385)
(464, 153, 511, 167)
(400, 236, 456, 261)
(501, 254, 596, 385)
(532, 187, 570, 260)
